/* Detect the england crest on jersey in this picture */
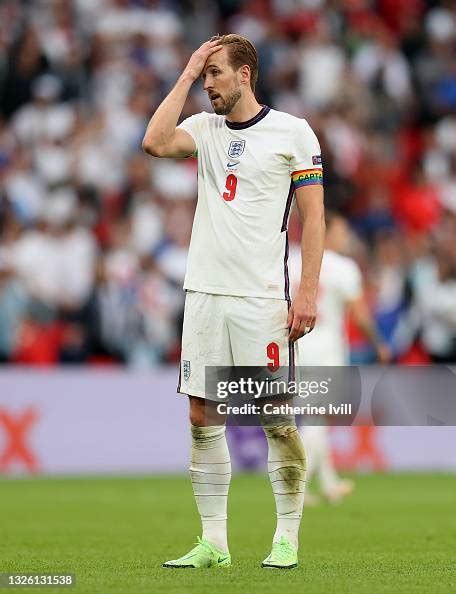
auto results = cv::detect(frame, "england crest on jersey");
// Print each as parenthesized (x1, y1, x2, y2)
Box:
(228, 140, 245, 158)
(183, 360, 191, 381)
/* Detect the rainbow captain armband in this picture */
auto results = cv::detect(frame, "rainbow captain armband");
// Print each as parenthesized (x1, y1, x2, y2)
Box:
(291, 168, 323, 190)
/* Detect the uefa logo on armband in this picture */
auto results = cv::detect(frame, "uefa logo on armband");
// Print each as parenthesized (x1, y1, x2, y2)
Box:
(228, 140, 246, 159)
(183, 360, 191, 381)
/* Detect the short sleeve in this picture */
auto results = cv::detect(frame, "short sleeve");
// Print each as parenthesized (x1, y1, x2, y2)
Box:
(290, 119, 323, 190)
(177, 112, 208, 157)
(339, 259, 363, 302)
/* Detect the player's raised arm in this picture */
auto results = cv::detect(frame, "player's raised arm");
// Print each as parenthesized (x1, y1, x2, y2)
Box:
(142, 39, 222, 158)
(288, 184, 325, 341)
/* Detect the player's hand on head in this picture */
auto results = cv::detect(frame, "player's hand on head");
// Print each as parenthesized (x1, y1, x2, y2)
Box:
(288, 292, 317, 342)
(183, 39, 223, 82)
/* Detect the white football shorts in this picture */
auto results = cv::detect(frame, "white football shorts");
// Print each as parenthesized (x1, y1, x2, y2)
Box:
(178, 291, 295, 399)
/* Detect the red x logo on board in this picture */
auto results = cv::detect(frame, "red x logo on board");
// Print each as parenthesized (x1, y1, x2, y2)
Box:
(332, 425, 387, 472)
(0, 408, 39, 472)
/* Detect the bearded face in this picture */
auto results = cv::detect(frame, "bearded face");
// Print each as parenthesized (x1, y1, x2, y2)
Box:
(209, 88, 242, 115)
(202, 47, 245, 116)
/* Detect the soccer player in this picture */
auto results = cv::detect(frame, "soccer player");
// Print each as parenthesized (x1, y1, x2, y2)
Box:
(289, 211, 390, 503)
(142, 35, 325, 569)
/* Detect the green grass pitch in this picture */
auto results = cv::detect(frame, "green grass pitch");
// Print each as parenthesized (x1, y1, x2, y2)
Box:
(1, 473, 455, 593)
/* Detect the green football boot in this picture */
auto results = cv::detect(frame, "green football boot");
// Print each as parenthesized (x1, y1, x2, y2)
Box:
(262, 536, 298, 569)
(163, 537, 231, 568)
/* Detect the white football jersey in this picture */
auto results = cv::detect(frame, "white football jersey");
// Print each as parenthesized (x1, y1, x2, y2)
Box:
(178, 106, 322, 300)
(289, 247, 362, 365)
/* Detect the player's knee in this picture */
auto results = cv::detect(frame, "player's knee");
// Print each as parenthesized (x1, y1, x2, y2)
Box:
(189, 405, 206, 427)
(261, 414, 307, 470)
(266, 427, 307, 474)
(189, 396, 225, 427)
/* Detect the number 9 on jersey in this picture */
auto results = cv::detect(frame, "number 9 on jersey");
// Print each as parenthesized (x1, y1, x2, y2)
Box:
(223, 174, 237, 201)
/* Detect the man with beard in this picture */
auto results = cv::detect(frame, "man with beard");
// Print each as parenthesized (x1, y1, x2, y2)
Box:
(143, 35, 325, 569)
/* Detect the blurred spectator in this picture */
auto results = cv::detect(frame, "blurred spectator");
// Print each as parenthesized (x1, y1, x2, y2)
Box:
(122, 153, 164, 255)
(418, 246, 456, 363)
(297, 18, 346, 112)
(12, 188, 96, 310)
(12, 74, 75, 147)
(0, 26, 50, 119)
(4, 148, 45, 224)
(0, 249, 28, 363)
(352, 23, 412, 106)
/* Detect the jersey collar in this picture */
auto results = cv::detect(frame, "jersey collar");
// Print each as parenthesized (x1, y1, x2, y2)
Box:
(225, 105, 270, 130)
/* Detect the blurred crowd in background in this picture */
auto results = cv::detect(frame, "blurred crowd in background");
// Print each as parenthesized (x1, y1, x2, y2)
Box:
(0, 0, 455, 367)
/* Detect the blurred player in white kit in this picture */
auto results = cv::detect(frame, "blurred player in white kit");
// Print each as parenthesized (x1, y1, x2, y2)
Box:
(289, 211, 390, 504)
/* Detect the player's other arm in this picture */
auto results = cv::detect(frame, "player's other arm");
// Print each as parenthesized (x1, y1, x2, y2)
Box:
(142, 39, 221, 158)
(347, 297, 391, 363)
(288, 185, 325, 341)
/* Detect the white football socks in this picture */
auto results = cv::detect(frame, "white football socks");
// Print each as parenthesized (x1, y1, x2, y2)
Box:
(263, 423, 306, 550)
(189, 425, 231, 553)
